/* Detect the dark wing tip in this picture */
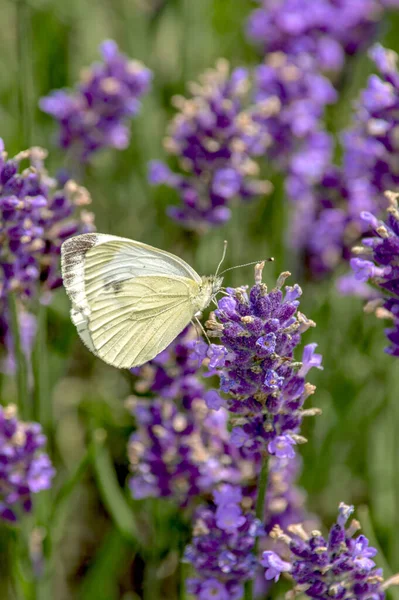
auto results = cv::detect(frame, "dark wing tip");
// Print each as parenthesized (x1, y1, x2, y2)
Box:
(61, 233, 98, 259)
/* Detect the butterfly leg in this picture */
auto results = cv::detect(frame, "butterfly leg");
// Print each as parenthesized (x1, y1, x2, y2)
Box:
(192, 316, 211, 345)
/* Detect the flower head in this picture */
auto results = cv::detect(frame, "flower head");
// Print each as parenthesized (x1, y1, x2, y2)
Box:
(247, 0, 393, 72)
(149, 60, 271, 230)
(184, 485, 263, 599)
(128, 328, 255, 504)
(204, 263, 321, 458)
(0, 140, 94, 368)
(350, 191, 399, 356)
(252, 52, 336, 171)
(268, 503, 395, 599)
(0, 405, 55, 521)
(288, 44, 399, 278)
(40, 40, 152, 161)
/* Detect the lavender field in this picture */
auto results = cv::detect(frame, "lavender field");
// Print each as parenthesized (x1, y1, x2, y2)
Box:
(2, 1, 399, 599)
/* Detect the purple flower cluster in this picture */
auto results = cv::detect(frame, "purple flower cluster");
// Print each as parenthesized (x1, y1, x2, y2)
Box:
(252, 51, 336, 267)
(252, 52, 336, 172)
(185, 484, 263, 600)
(128, 328, 255, 504)
(248, 50, 339, 278)
(0, 139, 94, 366)
(351, 192, 399, 356)
(289, 166, 352, 277)
(343, 44, 399, 217)
(40, 40, 152, 161)
(204, 263, 322, 458)
(263, 503, 399, 599)
(128, 397, 244, 503)
(148, 60, 271, 230)
(247, 0, 398, 72)
(0, 404, 55, 522)
(290, 44, 399, 277)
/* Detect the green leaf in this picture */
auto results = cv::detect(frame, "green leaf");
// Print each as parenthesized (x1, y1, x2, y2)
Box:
(78, 527, 133, 600)
(50, 448, 91, 537)
(90, 430, 138, 543)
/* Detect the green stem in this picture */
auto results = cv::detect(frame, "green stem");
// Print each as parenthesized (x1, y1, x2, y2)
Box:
(244, 579, 253, 600)
(255, 455, 269, 540)
(35, 574, 52, 600)
(143, 561, 161, 600)
(16, 0, 34, 148)
(244, 454, 269, 600)
(31, 452, 92, 600)
(8, 293, 29, 419)
(179, 560, 187, 600)
(78, 527, 134, 600)
(32, 304, 51, 435)
(91, 430, 138, 542)
(51, 450, 91, 530)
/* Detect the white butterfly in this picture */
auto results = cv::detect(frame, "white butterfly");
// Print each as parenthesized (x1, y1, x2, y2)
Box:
(61, 233, 223, 369)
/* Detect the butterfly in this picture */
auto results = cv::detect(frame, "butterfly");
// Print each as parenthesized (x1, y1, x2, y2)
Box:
(61, 233, 224, 369)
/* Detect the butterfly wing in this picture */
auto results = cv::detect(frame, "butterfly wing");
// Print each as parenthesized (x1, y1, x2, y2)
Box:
(87, 275, 197, 368)
(61, 233, 201, 313)
(61, 234, 201, 368)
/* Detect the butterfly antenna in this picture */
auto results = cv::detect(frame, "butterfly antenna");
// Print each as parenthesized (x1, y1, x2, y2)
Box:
(219, 257, 274, 276)
(215, 240, 228, 277)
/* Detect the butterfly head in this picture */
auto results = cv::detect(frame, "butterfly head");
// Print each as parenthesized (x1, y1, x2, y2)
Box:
(201, 275, 223, 293)
(197, 275, 223, 313)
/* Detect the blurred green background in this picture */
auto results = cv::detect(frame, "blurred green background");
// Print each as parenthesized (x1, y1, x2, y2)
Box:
(2, 0, 399, 598)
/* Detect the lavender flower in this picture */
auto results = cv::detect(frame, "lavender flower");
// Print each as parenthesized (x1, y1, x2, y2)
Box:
(0, 404, 55, 522)
(264, 503, 399, 599)
(252, 52, 336, 172)
(247, 0, 397, 72)
(0, 140, 94, 368)
(288, 165, 354, 277)
(252, 455, 318, 598)
(289, 44, 399, 277)
(184, 485, 263, 599)
(128, 328, 255, 503)
(40, 40, 152, 161)
(128, 397, 245, 503)
(351, 191, 399, 356)
(149, 59, 271, 230)
(342, 44, 399, 217)
(251, 52, 339, 277)
(204, 263, 322, 458)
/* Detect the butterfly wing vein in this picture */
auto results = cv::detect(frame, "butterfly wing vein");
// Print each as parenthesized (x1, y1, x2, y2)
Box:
(88, 276, 196, 367)
(61, 233, 203, 368)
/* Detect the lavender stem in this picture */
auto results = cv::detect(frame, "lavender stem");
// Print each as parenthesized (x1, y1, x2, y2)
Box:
(33, 304, 51, 435)
(8, 293, 29, 419)
(244, 454, 269, 600)
(255, 453, 269, 528)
